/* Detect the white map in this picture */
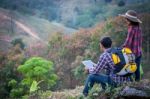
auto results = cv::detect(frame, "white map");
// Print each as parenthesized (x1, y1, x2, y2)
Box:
(82, 60, 96, 69)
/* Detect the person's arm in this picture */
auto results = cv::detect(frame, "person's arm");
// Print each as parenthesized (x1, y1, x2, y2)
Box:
(123, 27, 135, 48)
(89, 54, 107, 74)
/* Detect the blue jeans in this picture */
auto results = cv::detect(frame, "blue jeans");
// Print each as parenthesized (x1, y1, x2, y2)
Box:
(135, 55, 142, 81)
(83, 74, 116, 94)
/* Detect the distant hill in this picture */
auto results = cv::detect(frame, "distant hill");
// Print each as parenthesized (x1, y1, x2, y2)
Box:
(0, 0, 149, 28)
(0, 8, 76, 51)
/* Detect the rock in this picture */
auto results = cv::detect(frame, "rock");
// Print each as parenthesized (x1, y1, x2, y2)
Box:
(120, 86, 148, 97)
(119, 79, 150, 99)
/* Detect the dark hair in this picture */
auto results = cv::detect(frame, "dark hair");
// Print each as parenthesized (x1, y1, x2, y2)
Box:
(127, 18, 139, 26)
(100, 37, 112, 48)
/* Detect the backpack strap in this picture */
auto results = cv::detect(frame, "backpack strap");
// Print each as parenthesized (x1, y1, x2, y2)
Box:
(107, 47, 122, 54)
(107, 48, 115, 53)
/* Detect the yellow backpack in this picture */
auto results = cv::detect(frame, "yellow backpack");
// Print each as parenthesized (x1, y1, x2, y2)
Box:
(108, 47, 137, 76)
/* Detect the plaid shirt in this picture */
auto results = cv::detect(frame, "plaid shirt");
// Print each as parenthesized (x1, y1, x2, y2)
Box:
(89, 49, 130, 84)
(123, 26, 142, 57)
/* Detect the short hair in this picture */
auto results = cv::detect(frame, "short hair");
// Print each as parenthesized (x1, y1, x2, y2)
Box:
(100, 37, 112, 48)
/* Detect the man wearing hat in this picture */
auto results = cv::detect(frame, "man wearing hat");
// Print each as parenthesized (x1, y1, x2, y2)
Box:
(119, 10, 143, 81)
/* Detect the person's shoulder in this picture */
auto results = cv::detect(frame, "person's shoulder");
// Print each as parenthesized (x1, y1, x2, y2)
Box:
(100, 51, 111, 58)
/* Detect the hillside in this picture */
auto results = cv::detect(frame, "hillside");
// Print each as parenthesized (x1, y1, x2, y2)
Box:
(0, 8, 76, 51)
(0, 1, 150, 99)
(0, 0, 150, 28)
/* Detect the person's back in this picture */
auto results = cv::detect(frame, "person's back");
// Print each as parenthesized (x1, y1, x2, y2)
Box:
(83, 37, 131, 97)
(119, 10, 142, 81)
(123, 25, 142, 57)
(89, 48, 130, 83)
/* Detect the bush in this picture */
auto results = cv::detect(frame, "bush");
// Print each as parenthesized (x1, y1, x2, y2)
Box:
(0, 62, 19, 98)
(11, 38, 25, 50)
(0, 45, 26, 99)
(9, 57, 58, 98)
(118, 0, 125, 7)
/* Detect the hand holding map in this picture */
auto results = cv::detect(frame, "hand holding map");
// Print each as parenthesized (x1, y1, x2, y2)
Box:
(82, 60, 96, 69)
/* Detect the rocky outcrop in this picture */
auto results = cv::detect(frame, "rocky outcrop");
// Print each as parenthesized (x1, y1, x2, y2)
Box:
(119, 79, 150, 99)
(46, 79, 150, 99)
(96, 79, 150, 99)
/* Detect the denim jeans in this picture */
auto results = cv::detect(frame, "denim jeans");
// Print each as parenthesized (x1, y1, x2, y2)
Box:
(83, 74, 116, 94)
(135, 55, 142, 81)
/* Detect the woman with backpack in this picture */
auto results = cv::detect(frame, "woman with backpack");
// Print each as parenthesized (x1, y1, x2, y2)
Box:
(119, 10, 143, 81)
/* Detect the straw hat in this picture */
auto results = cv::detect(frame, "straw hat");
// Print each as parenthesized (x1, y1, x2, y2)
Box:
(119, 10, 142, 23)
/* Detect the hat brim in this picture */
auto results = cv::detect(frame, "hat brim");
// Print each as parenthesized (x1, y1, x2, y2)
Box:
(119, 14, 142, 23)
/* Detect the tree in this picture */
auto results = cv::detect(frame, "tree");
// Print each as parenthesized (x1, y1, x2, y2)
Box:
(118, 0, 125, 7)
(9, 57, 58, 98)
(11, 38, 25, 50)
(0, 45, 26, 98)
(18, 57, 57, 90)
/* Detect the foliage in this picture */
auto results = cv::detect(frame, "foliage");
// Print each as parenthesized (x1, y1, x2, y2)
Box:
(140, 14, 150, 66)
(0, 45, 26, 99)
(8, 57, 57, 98)
(49, 86, 84, 99)
(18, 57, 58, 90)
(22, 90, 52, 99)
(25, 42, 47, 57)
(46, 79, 150, 99)
(117, 0, 126, 7)
(0, 0, 150, 28)
(11, 38, 25, 50)
(7, 45, 26, 66)
(45, 14, 150, 89)
(47, 31, 95, 89)
(0, 62, 18, 98)
(39, 90, 52, 99)
(29, 80, 39, 93)
(76, 14, 94, 28)
(1, 10, 150, 99)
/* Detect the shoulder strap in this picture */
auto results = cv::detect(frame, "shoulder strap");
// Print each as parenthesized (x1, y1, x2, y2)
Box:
(107, 47, 121, 54)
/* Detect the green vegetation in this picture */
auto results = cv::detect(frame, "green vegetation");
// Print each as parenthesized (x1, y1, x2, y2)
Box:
(0, 45, 26, 98)
(0, 45, 57, 98)
(46, 14, 150, 90)
(0, 0, 150, 98)
(48, 80, 150, 99)
(11, 38, 25, 50)
(0, 0, 150, 28)
(9, 57, 57, 98)
(18, 57, 57, 90)
(0, 14, 149, 98)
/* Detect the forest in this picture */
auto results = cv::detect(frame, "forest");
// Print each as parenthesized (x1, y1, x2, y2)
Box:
(0, 0, 150, 99)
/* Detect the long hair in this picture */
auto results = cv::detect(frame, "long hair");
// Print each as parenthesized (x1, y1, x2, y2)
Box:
(127, 18, 139, 26)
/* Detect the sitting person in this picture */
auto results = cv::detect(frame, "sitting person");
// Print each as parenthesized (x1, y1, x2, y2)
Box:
(83, 37, 131, 96)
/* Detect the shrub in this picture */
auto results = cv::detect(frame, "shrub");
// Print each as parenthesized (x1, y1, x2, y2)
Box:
(18, 57, 58, 90)
(9, 57, 58, 98)
(11, 38, 25, 50)
(0, 45, 26, 98)
(117, 0, 126, 7)
(0, 62, 19, 98)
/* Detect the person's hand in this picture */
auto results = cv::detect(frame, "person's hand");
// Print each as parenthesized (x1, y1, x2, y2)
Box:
(84, 67, 89, 74)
